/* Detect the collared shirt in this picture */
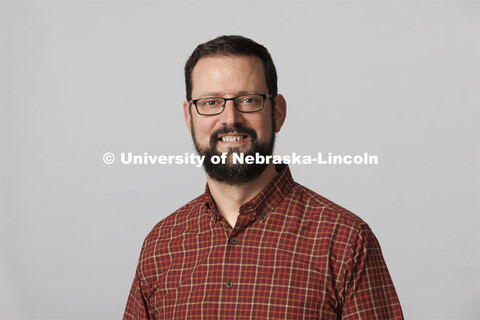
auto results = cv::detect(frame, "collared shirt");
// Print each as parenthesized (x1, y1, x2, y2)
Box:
(124, 165, 403, 319)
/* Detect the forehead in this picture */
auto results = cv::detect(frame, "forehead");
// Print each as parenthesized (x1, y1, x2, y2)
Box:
(191, 55, 267, 97)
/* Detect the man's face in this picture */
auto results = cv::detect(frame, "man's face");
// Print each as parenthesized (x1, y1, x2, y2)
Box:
(184, 55, 277, 185)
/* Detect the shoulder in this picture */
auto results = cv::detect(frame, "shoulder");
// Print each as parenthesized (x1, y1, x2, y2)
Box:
(142, 194, 206, 248)
(289, 182, 368, 231)
(286, 182, 381, 270)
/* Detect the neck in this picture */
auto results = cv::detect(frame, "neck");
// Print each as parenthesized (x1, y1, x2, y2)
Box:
(206, 163, 278, 228)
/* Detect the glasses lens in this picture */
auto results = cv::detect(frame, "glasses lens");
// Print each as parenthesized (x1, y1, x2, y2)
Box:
(197, 98, 225, 115)
(235, 95, 264, 112)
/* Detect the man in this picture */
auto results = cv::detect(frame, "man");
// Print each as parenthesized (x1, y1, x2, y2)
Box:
(124, 35, 403, 319)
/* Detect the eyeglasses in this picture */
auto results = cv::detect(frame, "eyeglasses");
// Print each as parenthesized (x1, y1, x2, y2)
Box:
(189, 93, 276, 116)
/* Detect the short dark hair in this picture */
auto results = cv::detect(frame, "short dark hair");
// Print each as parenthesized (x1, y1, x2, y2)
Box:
(184, 35, 278, 101)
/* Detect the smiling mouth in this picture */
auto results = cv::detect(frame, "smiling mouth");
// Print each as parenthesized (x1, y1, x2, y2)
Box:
(218, 134, 248, 143)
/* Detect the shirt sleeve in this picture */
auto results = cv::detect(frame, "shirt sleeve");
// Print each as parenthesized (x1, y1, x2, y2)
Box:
(340, 224, 404, 319)
(123, 269, 151, 320)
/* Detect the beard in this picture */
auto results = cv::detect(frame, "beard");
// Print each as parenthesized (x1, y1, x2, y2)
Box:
(191, 122, 276, 186)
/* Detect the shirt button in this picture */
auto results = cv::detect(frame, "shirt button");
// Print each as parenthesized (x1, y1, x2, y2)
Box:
(226, 281, 234, 288)
(230, 237, 238, 245)
(257, 213, 265, 220)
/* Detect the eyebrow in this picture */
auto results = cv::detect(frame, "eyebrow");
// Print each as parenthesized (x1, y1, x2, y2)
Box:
(199, 91, 260, 98)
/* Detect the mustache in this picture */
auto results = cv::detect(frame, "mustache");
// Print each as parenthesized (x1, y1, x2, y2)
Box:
(209, 124, 257, 147)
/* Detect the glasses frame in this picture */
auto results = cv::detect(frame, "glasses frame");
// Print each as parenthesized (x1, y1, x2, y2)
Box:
(189, 93, 276, 116)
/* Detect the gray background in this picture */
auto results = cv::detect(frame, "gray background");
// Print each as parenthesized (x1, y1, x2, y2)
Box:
(1, 0, 479, 319)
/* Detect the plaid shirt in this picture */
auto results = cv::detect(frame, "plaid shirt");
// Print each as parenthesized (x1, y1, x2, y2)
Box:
(124, 165, 403, 319)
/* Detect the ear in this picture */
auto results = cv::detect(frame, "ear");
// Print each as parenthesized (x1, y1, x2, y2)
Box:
(183, 101, 192, 133)
(273, 94, 287, 132)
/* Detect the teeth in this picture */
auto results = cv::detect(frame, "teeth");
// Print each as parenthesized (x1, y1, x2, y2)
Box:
(222, 136, 243, 142)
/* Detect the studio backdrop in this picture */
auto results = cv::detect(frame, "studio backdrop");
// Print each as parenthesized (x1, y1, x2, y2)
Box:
(1, 1, 479, 319)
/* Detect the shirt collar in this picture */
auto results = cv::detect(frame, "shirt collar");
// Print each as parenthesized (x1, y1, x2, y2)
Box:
(203, 164, 295, 224)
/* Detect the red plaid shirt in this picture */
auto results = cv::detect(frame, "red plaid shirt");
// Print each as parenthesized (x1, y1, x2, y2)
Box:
(124, 165, 403, 319)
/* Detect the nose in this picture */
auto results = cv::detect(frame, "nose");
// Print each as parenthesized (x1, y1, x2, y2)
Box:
(219, 99, 243, 125)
